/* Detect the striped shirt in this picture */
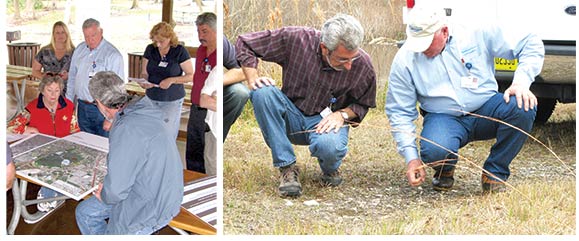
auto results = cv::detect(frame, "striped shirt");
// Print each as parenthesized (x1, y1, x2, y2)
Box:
(236, 27, 377, 122)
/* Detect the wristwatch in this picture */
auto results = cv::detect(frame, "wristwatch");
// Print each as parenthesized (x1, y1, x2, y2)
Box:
(339, 111, 349, 120)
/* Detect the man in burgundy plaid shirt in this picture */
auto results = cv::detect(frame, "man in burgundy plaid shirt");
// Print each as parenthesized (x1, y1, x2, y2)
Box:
(236, 14, 377, 197)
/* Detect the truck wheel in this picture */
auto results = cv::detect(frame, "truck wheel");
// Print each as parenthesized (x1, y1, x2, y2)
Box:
(535, 98, 557, 124)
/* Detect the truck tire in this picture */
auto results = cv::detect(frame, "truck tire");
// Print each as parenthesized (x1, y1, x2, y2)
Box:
(535, 98, 557, 124)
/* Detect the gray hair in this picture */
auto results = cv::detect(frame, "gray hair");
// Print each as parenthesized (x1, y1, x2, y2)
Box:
(39, 75, 64, 94)
(82, 18, 100, 29)
(320, 14, 364, 51)
(89, 71, 129, 109)
(195, 12, 216, 30)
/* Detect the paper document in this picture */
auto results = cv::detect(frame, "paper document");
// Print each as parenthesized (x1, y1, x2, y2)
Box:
(128, 77, 159, 87)
(10, 132, 109, 201)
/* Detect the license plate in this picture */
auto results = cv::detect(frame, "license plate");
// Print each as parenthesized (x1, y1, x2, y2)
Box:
(494, 58, 518, 71)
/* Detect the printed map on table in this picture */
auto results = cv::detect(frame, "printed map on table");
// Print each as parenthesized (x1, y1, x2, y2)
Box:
(10, 132, 109, 201)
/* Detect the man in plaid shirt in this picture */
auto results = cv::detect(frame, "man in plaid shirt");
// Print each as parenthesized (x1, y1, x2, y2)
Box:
(236, 14, 377, 197)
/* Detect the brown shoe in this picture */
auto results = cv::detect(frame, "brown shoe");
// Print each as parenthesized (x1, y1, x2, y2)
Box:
(481, 173, 506, 194)
(279, 163, 302, 197)
(321, 170, 343, 187)
(432, 168, 454, 191)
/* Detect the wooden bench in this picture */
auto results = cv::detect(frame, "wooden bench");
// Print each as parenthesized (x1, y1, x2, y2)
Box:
(168, 170, 217, 235)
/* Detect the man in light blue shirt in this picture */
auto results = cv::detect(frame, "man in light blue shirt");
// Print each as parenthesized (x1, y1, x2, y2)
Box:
(75, 71, 183, 234)
(386, 4, 544, 194)
(66, 18, 124, 137)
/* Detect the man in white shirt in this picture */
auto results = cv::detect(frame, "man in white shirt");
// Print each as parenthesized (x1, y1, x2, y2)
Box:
(200, 67, 219, 176)
(386, 3, 544, 194)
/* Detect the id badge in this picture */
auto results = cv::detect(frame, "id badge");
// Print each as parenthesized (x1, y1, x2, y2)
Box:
(461, 76, 479, 89)
(320, 107, 332, 118)
(205, 64, 212, 72)
(158, 61, 168, 68)
(88, 71, 96, 79)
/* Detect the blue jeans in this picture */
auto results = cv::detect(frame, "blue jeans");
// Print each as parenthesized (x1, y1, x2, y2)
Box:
(75, 196, 163, 235)
(39, 187, 62, 199)
(149, 96, 184, 140)
(250, 86, 349, 174)
(420, 93, 536, 182)
(77, 100, 109, 138)
(223, 82, 250, 141)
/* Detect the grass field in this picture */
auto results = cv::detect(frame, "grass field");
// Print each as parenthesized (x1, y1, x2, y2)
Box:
(224, 88, 576, 235)
(223, 0, 576, 235)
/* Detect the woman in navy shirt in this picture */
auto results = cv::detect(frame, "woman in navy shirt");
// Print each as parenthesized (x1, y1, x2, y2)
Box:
(140, 22, 194, 139)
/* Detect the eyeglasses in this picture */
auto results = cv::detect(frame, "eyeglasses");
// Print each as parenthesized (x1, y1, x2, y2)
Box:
(45, 72, 61, 77)
(329, 51, 362, 64)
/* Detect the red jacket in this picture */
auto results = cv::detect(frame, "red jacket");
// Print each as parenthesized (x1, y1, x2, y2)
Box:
(26, 94, 79, 138)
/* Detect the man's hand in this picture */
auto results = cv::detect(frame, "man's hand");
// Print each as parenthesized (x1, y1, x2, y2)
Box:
(503, 82, 537, 111)
(103, 119, 112, 131)
(248, 77, 275, 90)
(315, 112, 344, 134)
(93, 183, 103, 202)
(406, 159, 426, 187)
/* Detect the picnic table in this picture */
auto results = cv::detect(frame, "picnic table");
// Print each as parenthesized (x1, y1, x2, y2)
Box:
(6, 65, 35, 120)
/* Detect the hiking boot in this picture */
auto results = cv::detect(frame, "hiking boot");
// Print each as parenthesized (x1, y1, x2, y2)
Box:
(278, 164, 302, 197)
(481, 173, 506, 194)
(432, 168, 454, 191)
(321, 170, 343, 187)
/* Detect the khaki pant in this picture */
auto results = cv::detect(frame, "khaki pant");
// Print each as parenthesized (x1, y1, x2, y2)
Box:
(203, 131, 217, 176)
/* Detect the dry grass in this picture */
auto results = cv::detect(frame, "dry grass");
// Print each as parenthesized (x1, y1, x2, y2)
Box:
(225, 85, 576, 234)
(223, 0, 575, 235)
(224, 0, 405, 84)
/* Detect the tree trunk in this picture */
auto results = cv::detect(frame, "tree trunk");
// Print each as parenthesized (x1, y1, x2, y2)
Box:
(131, 0, 140, 9)
(25, 0, 36, 19)
(13, 0, 22, 21)
(25, 0, 33, 11)
(64, 0, 73, 24)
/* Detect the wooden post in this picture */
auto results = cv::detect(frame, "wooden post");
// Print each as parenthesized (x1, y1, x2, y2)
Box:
(162, 0, 173, 24)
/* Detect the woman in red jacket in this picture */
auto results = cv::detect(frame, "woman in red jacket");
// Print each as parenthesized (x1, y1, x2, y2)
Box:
(9, 75, 79, 137)
(7, 74, 79, 221)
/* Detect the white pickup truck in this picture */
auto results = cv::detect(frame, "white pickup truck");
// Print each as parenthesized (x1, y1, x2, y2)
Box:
(402, 0, 576, 123)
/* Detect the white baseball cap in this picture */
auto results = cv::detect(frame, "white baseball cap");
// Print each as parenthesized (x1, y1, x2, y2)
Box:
(405, 4, 447, 52)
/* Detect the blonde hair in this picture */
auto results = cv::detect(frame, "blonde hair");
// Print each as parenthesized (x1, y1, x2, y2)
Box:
(149, 22, 180, 47)
(47, 21, 75, 53)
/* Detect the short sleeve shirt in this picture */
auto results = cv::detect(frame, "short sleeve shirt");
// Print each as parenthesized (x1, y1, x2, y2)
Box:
(143, 44, 190, 101)
(35, 46, 74, 73)
(191, 46, 217, 105)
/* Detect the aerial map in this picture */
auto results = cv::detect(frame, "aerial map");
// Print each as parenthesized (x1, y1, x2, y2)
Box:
(11, 133, 108, 201)
(10, 134, 57, 157)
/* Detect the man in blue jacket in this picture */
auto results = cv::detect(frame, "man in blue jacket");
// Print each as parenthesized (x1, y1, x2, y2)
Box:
(75, 71, 183, 234)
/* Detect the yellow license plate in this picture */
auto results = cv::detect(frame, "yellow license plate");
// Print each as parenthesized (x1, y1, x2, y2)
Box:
(494, 58, 518, 71)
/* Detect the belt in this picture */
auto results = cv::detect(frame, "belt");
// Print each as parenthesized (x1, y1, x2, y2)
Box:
(79, 99, 96, 105)
(192, 104, 206, 111)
